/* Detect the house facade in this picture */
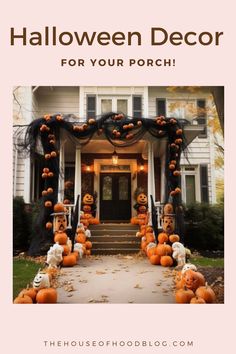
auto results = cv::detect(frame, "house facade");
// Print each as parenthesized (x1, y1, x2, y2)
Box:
(13, 86, 216, 223)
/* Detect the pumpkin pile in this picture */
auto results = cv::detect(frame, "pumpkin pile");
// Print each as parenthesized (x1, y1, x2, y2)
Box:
(74, 226, 93, 257)
(13, 268, 58, 304)
(131, 192, 148, 226)
(80, 193, 99, 226)
(174, 265, 216, 304)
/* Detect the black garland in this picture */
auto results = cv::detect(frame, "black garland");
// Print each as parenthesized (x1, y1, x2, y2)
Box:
(15, 112, 186, 255)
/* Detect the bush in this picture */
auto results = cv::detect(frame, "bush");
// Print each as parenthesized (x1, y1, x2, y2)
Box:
(13, 197, 31, 254)
(184, 203, 224, 251)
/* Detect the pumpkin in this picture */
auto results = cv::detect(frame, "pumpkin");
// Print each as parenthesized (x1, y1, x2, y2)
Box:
(149, 254, 161, 265)
(42, 172, 48, 179)
(88, 118, 96, 125)
(137, 193, 148, 205)
(195, 283, 216, 303)
(75, 233, 86, 244)
(141, 241, 147, 251)
(169, 163, 175, 170)
(56, 115, 63, 121)
(176, 278, 186, 290)
(50, 151, 57, 158)
(62, 254, 77, 267)
(164, 244, 173, 255)
(175, 187, 181, 194)
(42, 190, 48, 196)
(160, 255, 173, 267)
(83, 205, 91, 212)
(48, 172, 54, 178)
(43, 167, 49, 173)
(169, 234, 180, 243)
(71, 251, 79, 261)
(63, 199, 70, 204)
(62, 244, 70, 256)
(137, 120, 142, 126)
(173, 170, 181, 177)
(131, 217, 138, 225)
(89, 217, 99, 225)
(146, 232, 155, 243)
(18, 287, 37, 302)
(146, 226, 153, 233)
(54, 232, 68, 245)
(183, 270, 205, 292)
(80, 219, 89, 226)
(36, 288, 57, 304)
(176, 128, 183, 135)
(175, 138, 183, 144)
(158, 232, 168, 244)
(45, 222, 53, 230)
(45, 201, 52, 208)
(86, 249, 91, 256)
(147, 247, 157, 258)
(45, 153, 51, 160)
(175, 287, 195, 304)
(138, 205, 147, 213)
(82, 193, 94, 205)
(156, 243, 168, 256)
(53, 203, 65, 213)
(190, 296, 206, 304)
(85, 241, 92, 249)
(14, 294, 33, 304)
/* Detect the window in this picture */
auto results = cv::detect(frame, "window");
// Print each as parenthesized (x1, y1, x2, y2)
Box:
(167, 99, 196, 120)
(196, 99, 207, 138)
(98, 96, 129, 115)
(132, 95, 142, 117)
(185, 175, 196, 204)
(200, 164, 209, 203)
(182, 166, 200, 204)
(101, 99, 112, 114)
(156, 99, 166, 116)
(87, 95, 96, 118)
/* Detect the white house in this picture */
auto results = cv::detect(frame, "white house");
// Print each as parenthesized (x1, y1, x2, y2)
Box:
(13, 86, 216, 223)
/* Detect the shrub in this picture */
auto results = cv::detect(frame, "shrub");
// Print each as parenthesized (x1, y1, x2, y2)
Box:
(13, 197, 31, 254)
(184, 203, 224, 251)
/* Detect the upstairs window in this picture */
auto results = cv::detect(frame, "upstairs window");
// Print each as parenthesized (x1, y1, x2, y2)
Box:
(132, 95, 142, 117)
(196, 99, 207, 138)
(156, 99, 166, 116)
(87, 95, 96, 118)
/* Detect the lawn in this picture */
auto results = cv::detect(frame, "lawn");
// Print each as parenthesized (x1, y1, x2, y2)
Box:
(190, 256, 224, 267)
(13, 258, 44, 299)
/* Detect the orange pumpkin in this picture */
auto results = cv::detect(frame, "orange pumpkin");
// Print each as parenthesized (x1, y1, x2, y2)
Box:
(36, 288, 57, 303)
(158, 232, 168, 244)
(195, 283, 216, 303)
(62, 254, 77, 267)
(141, 241, 147, 251)
(50, 151, 57, 158)
(149, 254, 161, 265)
(54, 232, 68, 245)
(146, 232, 155, 243)
(54, 203, 65, 213)
(44, 201, 52, 208)
(45, 222, 53, 230)
(169, 234, 180, 243)
(160, 255, 173, 267)
(176, 278, 186, 290)
(183, 270, 206, 292)
(75, 233, 86, 244)
(18, 287, 37, 302)
(48, 172, 54, 178)
(82, 193, 94, 205)
(190, 296, 206, 304)
(156, 243, 167, 256)
(43, 167, 50, 173)
(85, 241, 92, 249)
(14, 294, 33, 304)
(62, 244, 70, 256)
(147, 247, 157, 258)
(146, 226, 153, 233)
(163, 203, 173, 215)
(71, 251, 79, 261)
(175, 287, 195, 304)
(137, 193, 148, 205)
(42, 190, 48, 196)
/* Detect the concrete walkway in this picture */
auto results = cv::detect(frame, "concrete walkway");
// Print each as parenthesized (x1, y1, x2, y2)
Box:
(56, 254, 175, 304)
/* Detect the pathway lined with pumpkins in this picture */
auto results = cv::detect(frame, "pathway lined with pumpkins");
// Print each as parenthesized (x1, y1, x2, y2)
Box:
(55, 254, 175, 304)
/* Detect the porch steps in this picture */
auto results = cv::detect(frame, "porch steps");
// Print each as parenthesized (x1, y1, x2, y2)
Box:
(89, 223, 140, 255)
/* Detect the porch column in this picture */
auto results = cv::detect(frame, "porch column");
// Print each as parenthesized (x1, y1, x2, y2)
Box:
(160, 146, 166, 203)
(148, 141, 156, 215)
(57, 139, 65, 202)
(74, 146, 82, 209)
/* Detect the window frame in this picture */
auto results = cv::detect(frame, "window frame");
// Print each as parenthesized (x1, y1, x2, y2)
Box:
(181, 165, 201, 204)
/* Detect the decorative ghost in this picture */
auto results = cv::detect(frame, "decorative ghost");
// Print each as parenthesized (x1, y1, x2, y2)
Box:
(46, 243, 63, 268)
(74, 243, 85, 259)
(172, 242, 186, 267)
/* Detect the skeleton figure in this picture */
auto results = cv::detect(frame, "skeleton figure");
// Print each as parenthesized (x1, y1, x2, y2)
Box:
(46, 243, 63, 268)
(33, 271, 51, 290)
(172, 242, 186, 267)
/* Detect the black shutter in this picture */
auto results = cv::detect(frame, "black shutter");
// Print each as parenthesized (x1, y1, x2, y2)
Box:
(132, 95, 142, 117)
(197, 99, 207, 138)
(200, 164, 209, 203)
(87, 95, 96, 118)
(156, 99, 166, 116)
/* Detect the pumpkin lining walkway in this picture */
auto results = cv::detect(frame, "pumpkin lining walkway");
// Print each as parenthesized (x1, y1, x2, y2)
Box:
(56, 254, 175, 304)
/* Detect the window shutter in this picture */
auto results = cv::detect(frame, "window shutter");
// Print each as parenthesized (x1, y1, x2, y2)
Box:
(200, 164, 209, 203)
(132, 96, 142, 117)
(197, 99, 207, 138)
(156, 99, 166, 116)
(87, 95, 96, 118)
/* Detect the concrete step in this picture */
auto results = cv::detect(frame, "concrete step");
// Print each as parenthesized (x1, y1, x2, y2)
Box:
(91, 248, 140, 255)
(90, 229, 138, 236)
(90, 235, 139, 242)
(92, 241, 140, 250)
(89, 223, 139, 231)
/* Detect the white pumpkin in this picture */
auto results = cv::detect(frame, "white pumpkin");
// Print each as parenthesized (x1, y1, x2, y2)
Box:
(33, 271, 50, 290)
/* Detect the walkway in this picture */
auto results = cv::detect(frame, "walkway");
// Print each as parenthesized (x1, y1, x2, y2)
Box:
(56, 254, 175, 304)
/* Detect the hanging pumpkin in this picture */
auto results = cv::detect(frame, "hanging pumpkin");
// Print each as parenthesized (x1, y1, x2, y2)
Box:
(43, 167, 50, 173)
(195, 283, 216, 303)
(44, 201, 52, 208)
(175, 287, 195, 304)
(36, 288, 57, 304)
(48, 172, 54, 178)
(160, 255, 173, 267)
(45, 222, 53, 230)
(53, 203, 65, 213)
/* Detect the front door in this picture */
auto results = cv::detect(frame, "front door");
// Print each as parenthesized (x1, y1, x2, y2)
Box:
(100, 173, 131, 222)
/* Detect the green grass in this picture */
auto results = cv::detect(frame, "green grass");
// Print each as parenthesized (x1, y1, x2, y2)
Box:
(190, 256, 224, 267)
(13, 259, 44, 299)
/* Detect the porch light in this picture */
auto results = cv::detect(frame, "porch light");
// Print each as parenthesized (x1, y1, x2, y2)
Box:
(112, 150, 118, 165)
(85, 165, 91, 172)
(139, 163, 145, 172)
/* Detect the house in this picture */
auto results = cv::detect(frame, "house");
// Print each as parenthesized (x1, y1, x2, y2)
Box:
(13, 86, 216, 224)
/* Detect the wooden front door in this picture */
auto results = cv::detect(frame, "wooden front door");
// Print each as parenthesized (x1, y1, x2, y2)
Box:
(100, 173, 131, 222)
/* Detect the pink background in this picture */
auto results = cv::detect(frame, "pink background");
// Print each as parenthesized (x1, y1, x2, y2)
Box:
(0, 0, 234, 353)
